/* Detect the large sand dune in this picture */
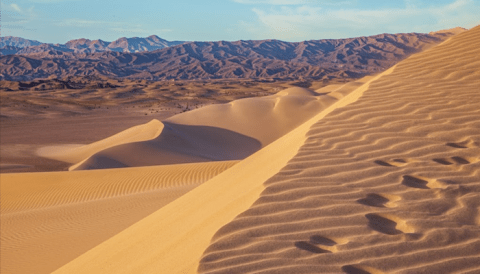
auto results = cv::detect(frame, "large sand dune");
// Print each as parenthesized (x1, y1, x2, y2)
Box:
(198, 26, 480, 273)
(51, 59, 395, 274)
(52, 26, 479, 274)
(0, 160, 237, 274)
(41, 86, 363, 170)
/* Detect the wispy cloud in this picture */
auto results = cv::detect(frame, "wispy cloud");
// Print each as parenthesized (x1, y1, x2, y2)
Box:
(244, 0, 480, 40)
(3, 3, 37, 23)
(28, 0, 79, 3)
(233, 0, 312, 4)
(10, 4, 23, 13)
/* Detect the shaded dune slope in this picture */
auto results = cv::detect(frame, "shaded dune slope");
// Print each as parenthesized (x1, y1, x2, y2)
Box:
(0, 160, 237, 274)
(52, 56, 395, 274)
(48, 87, 358, 170)
(198, 26, 480, 273)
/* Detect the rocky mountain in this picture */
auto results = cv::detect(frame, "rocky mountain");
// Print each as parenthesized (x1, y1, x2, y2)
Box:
(0, 37, 42, 48)
(0, 46, 22, 55)
(0, 35, 185, 55)
(0, 30, 462, 81)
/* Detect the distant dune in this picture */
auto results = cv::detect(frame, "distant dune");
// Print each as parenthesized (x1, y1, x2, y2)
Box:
(49, 26, 480, 274)
(38, 84, 367, 170)
(0, 30, 461, 81)
(0, 160, 238, 274)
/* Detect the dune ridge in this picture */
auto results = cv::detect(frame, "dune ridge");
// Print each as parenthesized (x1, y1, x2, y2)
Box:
(42, 86, 362, 170)
(198, 26, 480, 273)
(37, 119, 164, 165)
(51, 53, 396, 273)
(0, 160, 237, 274)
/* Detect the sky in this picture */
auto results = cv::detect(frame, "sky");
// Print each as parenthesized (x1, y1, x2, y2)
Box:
(2, 0, 480, 43)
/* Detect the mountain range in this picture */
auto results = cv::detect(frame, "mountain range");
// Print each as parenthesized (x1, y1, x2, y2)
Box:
(0, 28, 465, 81)
(0, 35, 185, 55)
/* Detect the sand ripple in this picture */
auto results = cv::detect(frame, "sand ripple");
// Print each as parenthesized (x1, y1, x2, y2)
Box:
(198, 26, 480, 274)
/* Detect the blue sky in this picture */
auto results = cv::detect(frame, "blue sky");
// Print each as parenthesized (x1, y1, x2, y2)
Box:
(2, 0, 479, 43)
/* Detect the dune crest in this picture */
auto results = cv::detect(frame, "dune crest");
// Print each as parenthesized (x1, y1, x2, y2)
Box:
(52, 59, 395, 273)
(47, 86, 369, 170)
(198, 26, 480, 273)
(37, 119, 164, 164)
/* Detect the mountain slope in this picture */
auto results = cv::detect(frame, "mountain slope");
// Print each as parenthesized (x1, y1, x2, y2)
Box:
(0, 30, 461, 81)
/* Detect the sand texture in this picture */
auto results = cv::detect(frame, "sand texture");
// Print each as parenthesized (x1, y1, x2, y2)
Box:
(0, 161, 237, 274)
(1, 26, 478, 274)
(54, 26, 479, 274)
(43, 86, 362, 170)
(51, 56, 394, 273)
(198, 26, 480, 273)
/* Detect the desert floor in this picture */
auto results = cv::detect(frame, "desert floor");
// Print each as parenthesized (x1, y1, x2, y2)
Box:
(1, 26, 479, 274)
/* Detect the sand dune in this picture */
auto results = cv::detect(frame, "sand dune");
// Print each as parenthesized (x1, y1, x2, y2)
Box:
(44, 86, 365, 170)
(198, 26, 480, 273)
(54, 26, 479, 274)
(52, 59, 394, 273)
(37, 119, 164, 164)
(0, 160, 237, 274)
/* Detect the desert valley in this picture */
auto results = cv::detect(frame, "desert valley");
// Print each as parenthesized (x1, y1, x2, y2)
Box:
(1, 3, 479, 273)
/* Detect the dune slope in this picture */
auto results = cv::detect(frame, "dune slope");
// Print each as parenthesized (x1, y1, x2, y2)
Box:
(53, 86, 354, 170)
(198, 26, 480, 273)
(52, 60, 394, 273)
(0, 160, 237, 274)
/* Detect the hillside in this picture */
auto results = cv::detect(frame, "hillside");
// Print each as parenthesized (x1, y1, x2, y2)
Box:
(0, 30, 460, 81)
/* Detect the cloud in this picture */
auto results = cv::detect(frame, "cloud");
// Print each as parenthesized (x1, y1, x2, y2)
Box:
(10, 4, 23, 13)
(245, 0, 480, 40)
(28, 0, 79, 3)
(233, 0, 312, 5)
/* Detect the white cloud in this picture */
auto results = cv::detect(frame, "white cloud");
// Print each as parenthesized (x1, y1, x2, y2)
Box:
(233, 0, 312, 5)
(10, 4, 23, 13)
(245, 0, 480, 40)
(28, 0, 79, 3)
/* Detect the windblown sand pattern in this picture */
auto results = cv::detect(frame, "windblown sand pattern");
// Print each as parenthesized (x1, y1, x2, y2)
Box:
(0, 160, 237, 274)
(198, 27, 480, 273)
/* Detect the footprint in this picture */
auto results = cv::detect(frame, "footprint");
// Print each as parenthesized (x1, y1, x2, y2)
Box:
(433, 158, 453, 165)
(365, 213, 414, 235)
(342, 264, 385, 274)
(446, 142, 468, 149)
(294, 235, 346, 253)
(294, 241, 331, 254)
(309, 235, 338, 246)
(374, 159, 408, 167)
(357, 193, 400, 208)
(401, 175, 448, 189)
(446, 139, 476, 149)
(451, 156, 470, 165)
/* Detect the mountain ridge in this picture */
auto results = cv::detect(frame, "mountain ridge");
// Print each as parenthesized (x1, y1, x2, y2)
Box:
(0, 29, 463, 81)
(0, 35, 185, 54)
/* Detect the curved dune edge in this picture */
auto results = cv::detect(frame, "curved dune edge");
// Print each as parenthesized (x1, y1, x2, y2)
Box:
(36, 119, 164, 164)
(197, 27, 480, 273)
(52, 66, 395, 274)
(39, 86, 357, 171)
(0, 160, 238, 274)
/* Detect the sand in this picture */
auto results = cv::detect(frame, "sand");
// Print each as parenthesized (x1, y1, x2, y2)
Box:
(0, 161, 237, 274)
(1, 26, 478, 274)
(40, 85, 364, 170)
(50, 63, 395, 273)
(52, 25, 480, 274)
(198, 26, 480, 273)
(1, 72, 367, 274)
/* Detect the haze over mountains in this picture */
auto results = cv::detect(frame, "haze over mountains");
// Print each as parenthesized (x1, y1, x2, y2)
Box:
(0, 29, 463, 82)
(0, 35, 185, 55)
